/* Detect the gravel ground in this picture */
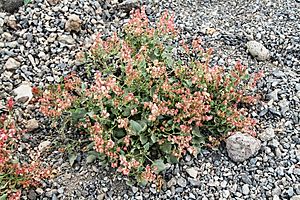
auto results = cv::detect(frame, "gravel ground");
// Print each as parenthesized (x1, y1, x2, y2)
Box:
(0, 0, 299, 199)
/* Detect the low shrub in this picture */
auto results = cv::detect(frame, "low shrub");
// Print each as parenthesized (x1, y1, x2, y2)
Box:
(0, 98, 50, 200)
(38, 7, 263, 184)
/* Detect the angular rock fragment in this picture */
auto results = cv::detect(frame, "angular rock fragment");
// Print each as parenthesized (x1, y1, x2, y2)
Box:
(226, 132, 261, 162)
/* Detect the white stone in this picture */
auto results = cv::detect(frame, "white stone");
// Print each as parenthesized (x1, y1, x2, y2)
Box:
(246, 40, 270, 61)
(258, 128, 275, 142)
(38, 141, 51, 152)
(13, 83, 33, 104)
(186, 167, 198, 179)
(291, 195, 300, 200)
(226, 132, 261, 162)
(4, 57, 20, 70)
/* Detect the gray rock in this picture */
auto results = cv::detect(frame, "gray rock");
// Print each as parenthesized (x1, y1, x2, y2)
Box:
(258, 128, 275, 142)
(226, 132, 261, 162)
(4, 57, 20, 70)
(57, 35, 75, 45)
(177, 177, 187, 188)
(266, 89, 280, 101)
(246, 40, 270, 61)
(242, 184, 250, 195)
(167, 177, 176, 188)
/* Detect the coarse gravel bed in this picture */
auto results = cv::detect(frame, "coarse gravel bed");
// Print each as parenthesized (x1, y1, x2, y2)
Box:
(0, 0, 299, 200)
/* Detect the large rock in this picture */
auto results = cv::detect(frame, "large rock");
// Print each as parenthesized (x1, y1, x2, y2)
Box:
(246, 40, 270, 61)
(226, 132, 261, 162)
(0, 0, 23, 13)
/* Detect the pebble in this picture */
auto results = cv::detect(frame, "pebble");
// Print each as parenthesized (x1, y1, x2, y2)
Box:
(186, 167, 198, 179)
(259, 128, 276, 142)
(4, 57, 20, 70)
(176, 177, 187, 188)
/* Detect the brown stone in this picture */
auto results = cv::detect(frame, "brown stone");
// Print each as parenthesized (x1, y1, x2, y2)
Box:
(65, 14, 81, 32)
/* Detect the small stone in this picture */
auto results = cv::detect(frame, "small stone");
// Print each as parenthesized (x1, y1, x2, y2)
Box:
(4, 57, 20, 70)
(242, 184, 250, 195)
(296, 83, 300, 91)
(241, 174, 252, 185)
(288, 187, 295, 197)
(6, 15, 18, 29)
(177, 177, 187, 188)
(291, 196, 300, 200)
(57, 188, 64, 194)
(65, 14, 81, 32)
(273, 195, 280, 200)
(258, 128, 275, 142)
(167, 177, 176, 188)
(13, 83, 33, 104)
(38, 141, 51, 152)
(25, 119, 39, 132)
(246, 40, 270, 61)
(266, 89, 280, 101)
(132, 186, 138, 194)
(47, 0, 61, 5)
(35, 188, 44, 195)
(226, 132, 261, 162)
(223, 190, 230, 198)
(28, 190, 37, 200)
(119, 0, 140, 12)
(294, 168, 300, 176)
(186, 167, 198, 179)
(57, 35, 75, 45)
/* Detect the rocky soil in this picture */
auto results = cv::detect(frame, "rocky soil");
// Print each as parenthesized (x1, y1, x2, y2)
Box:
(0, 0, 299, 199)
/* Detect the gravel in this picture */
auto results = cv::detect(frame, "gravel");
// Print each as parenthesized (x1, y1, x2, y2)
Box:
(0, 0, 299, 199)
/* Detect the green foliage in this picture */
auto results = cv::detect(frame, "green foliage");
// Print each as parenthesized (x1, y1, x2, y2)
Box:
(24, 0, 32, 5)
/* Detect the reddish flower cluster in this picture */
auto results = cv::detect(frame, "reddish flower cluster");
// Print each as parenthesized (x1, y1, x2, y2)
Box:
(39, 6, 263, 184)
(1, 98, 50, 199)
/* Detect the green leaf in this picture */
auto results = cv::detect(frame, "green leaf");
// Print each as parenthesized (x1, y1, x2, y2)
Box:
(69, 153, 77, 166)
(144, 142, 150, 151)
(192, 126, 203, 137)
(129, 120, 147, 135)
(0, 194, 7, 200)
(114, 129, 126, 138)
(159, 142, 172, 154)
(24, 0, 31, 5)
(166, 155, 179, 164)
(150, 134, 157, 143)
(129, 120, 142, 135)
(71, 108, 87, 122)
(86, 154, 97, 164)
(152, 159, 166, 174)
(140, 134, 148, 145)
(81, 82, 87, 90)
